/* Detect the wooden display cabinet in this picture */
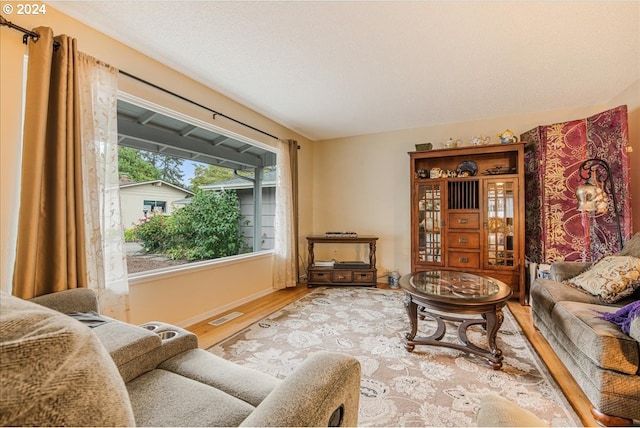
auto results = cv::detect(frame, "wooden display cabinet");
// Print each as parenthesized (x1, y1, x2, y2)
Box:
(409, 142, 526, 304)
(306, 236, 378, 287)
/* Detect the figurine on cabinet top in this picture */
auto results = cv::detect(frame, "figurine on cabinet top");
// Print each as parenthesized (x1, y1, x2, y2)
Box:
(497, 129, 518, 144)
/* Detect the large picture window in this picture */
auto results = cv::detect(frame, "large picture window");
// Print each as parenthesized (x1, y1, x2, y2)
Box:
(117, 98, 277, 274)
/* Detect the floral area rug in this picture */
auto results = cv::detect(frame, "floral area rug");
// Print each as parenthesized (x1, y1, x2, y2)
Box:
(209, 287, 581, 427)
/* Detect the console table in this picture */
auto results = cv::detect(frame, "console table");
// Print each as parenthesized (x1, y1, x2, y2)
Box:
(306, 236, 378, 287)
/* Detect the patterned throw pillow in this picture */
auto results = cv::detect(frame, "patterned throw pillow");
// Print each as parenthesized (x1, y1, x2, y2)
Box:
(565, 255, 640, 303)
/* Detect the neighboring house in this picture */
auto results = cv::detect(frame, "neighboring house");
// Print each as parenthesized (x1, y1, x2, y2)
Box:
(120, 179, 194, 229)
(199, 171, 276, 251)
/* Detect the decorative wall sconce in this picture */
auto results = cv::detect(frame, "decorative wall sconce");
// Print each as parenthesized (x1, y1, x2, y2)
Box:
(575, 158, 624, 249)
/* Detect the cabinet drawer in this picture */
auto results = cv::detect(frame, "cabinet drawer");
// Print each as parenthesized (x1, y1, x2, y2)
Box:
(331, 271, 354, 283)
(448, 213, 479, 229)
(352, 271, 375, 283)
(309, 270, 331, 283)
(448, 251, 480, 268)
(447, 232, 480, 249)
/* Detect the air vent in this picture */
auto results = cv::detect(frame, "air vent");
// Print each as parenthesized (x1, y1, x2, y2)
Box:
(208, 311, 243, 326)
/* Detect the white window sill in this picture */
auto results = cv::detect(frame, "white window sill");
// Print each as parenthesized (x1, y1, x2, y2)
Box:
(127, 250, 274, 285)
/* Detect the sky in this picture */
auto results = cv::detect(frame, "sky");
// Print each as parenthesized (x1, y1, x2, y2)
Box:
(181, 160, 197, 187)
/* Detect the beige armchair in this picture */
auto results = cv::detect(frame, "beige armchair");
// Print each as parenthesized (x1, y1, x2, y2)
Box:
(1, 289, 361, 427)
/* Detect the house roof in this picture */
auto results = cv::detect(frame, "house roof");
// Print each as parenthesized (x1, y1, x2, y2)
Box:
(117, 99, 277, 171)
(200, 170, 276, 191)
(119, 179, 195, 196)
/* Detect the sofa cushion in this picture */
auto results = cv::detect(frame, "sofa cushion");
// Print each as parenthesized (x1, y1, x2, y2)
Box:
(127, 368, 255, 426)
(0, 292, 135, 427)
(619, 232, 640, 258)
(535, 306, 640, 420)
(159, 348, 280, 407)
(630, 316, 640, 342)
(29, 288, 99, 313)
(564, 255, 640, 303)
(531, 278, 602, 319)
(551, 300, 639, 375)
(599, 301, 640, 335)
(550, 261, 592, 282)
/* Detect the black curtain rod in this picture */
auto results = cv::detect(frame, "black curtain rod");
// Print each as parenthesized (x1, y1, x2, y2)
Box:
(0, 15, 60, 48)
(0, 15, 38, 43)
(0, 15, 280, 141)
(119, 70, 280, 141)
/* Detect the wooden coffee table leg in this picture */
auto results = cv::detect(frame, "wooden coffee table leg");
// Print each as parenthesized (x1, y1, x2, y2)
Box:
(484, 307, 505, 369)
(403, 293, 417, 351)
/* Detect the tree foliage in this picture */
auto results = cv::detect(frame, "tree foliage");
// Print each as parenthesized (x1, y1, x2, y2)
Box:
(118, 147, 186, 187)
(140, 151, 185, 187)
(132, 190, 246, 261)
(190, 164, 234, 189)
(118, 147, 160, 182)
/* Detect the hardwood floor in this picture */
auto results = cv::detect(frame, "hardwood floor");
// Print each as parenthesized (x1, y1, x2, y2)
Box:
(187, 284, 597, 427)
(187, 284, 311, 349)
(507, 301, 598, 427)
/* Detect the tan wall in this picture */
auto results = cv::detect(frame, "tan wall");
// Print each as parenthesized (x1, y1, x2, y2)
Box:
(313, 95, 640, 280)
(0, 4, 314, 325)
(2, 4, 637, 323)
(128, 252, 274, 326)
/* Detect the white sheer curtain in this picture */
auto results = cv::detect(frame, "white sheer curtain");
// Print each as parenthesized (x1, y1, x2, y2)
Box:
(272, 139, 297, 289)
(78, 53, 130, 321)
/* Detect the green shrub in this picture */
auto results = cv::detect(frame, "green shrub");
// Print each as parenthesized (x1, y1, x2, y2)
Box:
(134, 215, 173, 253)
(170, 190, 244, 260)
(133, 190, 245, 261)
(123, 228, 138, 242)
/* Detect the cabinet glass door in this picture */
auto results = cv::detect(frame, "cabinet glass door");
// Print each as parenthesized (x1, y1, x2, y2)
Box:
(485, 180, 516, 267)
(417, 182, 443, 265)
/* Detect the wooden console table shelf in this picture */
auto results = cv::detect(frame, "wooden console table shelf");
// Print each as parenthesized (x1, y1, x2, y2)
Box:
(306, 236, 378, 287)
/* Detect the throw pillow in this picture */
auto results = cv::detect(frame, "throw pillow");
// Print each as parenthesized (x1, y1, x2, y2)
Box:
(599, 301, 640, 335)
(564, 255, 640, 303)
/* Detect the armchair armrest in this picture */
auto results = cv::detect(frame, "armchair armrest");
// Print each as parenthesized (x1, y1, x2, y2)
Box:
(240, 351, 361, 427)
(29, 288, 99, 314)
(550, 261, 592, 282)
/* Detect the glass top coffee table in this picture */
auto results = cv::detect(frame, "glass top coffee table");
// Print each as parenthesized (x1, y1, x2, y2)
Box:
(399, 270, 513, 369)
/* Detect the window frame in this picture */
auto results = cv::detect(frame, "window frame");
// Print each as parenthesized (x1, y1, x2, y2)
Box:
(117, 91, 277, 277)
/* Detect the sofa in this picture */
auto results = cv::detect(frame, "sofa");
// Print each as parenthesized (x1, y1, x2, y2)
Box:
(530, 234, 640, 426)
(0, 289, 361, 427)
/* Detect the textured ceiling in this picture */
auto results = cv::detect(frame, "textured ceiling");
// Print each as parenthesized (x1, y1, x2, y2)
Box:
(48, 1, 640, 141)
